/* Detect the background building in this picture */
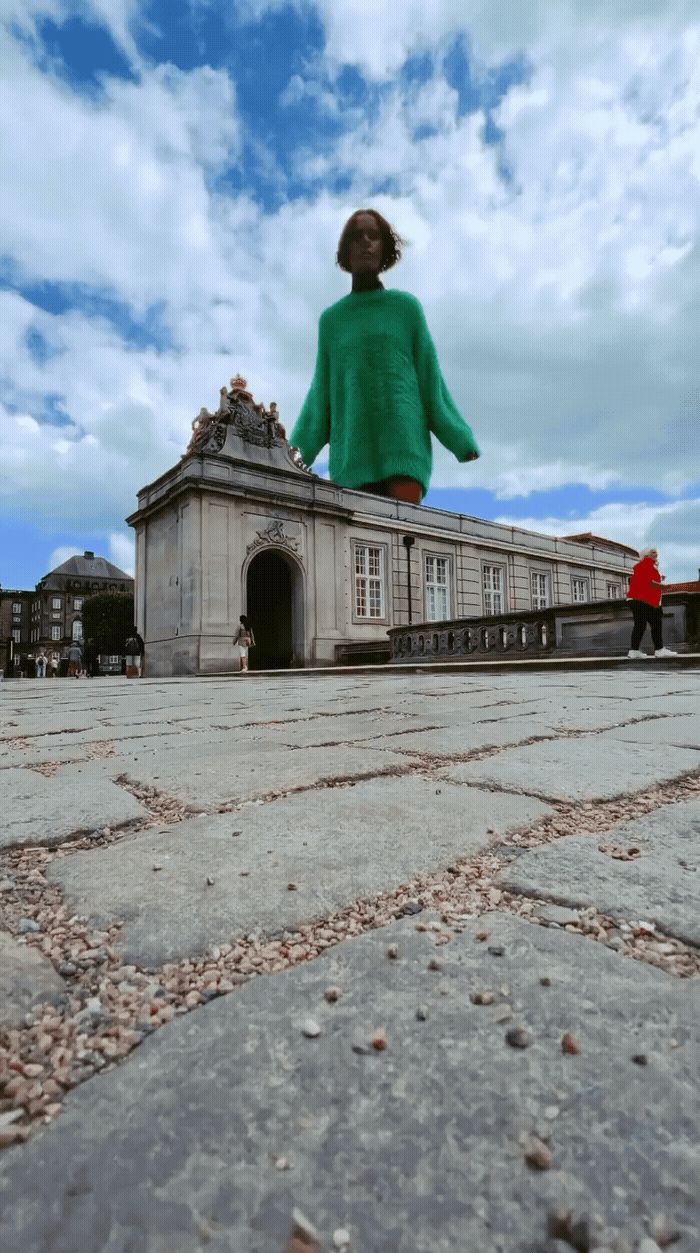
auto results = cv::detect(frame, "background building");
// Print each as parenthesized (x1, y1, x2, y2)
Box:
(1, 552, 133, 674)
(128, 376, 640, 676)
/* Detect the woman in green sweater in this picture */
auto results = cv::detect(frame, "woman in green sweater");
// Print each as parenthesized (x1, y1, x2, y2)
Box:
(290, 209, 480, 503)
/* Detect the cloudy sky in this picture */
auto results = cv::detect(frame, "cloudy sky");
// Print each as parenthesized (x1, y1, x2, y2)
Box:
(2, 0, 699, 590)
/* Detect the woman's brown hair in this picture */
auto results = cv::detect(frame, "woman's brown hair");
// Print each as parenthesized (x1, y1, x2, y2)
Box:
(336, 209, 405, 273)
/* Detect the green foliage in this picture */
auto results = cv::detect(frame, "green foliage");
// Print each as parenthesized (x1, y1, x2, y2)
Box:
(82, 593, 134, 654)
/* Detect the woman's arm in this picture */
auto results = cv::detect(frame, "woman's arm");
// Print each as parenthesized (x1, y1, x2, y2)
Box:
(289, 317, 331, 468)
(412, 300, 480, 462)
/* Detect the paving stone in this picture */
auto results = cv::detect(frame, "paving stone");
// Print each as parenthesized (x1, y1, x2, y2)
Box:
(46, 779, 552, 965)
(0, 915, 697, 1252)
(606, 713, 700, 748)
(364, 716, 557, 756)
(110, 741, 410, 806)
(0, 930, 68, 1028)
(440, 735, 700, 801)
(500, 799, 700, 944)
(0, 763, 147, 849)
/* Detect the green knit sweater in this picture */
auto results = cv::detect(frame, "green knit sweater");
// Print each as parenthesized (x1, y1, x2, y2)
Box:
(290, 288, 479, 496)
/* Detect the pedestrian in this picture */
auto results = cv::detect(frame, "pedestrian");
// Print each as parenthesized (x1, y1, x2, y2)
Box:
(627, 548, 677, 658)
(48, 652, 59, 678)
(67, 642, 82, 677)
(35, 650, 47, 678)
(290, 208, 480, 504)
(234, 615, 255, 672)
(84, 638, 99, 678)
(124, 628, 145, 677)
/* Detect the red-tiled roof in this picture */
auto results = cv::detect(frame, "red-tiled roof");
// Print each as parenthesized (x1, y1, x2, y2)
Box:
(665, 580, 700, 593)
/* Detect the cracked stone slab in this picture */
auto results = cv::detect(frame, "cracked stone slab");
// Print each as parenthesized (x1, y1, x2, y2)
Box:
(439, 735, 700, 801)
(0, 914, 697, 1252)
(0, 929, 67, 1028)
(0, 763, 147, 849)
(498, 799, 700, 946)
(360, 716, 557, 756)
(109, 742, 411, 806)
(603, 713, 700, 748)
(46, 779, 552, 966)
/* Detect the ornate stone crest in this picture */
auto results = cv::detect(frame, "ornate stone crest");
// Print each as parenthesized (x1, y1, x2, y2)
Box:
(246, 519, 301, 557)
(183, 374, 291, 458)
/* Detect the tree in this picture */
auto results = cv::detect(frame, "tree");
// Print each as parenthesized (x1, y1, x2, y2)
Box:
(82, 593, 134, 655)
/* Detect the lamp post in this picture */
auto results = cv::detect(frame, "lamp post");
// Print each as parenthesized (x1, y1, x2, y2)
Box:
(402, 536, 415, 624)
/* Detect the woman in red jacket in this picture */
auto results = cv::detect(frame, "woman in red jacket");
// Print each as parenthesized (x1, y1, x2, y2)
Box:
(627, 548, 677, 658)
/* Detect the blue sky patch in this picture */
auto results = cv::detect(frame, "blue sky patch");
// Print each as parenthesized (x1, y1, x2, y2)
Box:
(35, 15, 136, 91)
(1, 263, 173, 352)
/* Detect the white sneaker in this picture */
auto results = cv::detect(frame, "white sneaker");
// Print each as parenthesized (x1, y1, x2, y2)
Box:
(627, 650, 646, 659)
(654, 647, 678, 657)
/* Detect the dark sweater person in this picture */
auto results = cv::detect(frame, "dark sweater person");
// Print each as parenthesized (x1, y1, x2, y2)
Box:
(290, 209, 480, 503)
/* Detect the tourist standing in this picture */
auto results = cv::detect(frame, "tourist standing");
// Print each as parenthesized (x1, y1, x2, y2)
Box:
(124, 628, 145, 677)
(234, 615, 255, 672)
(48, 652, 59, 677)
(35, 650, 47, 678)
(290, 209, 480, 504)
(627, 548, 677, 658)
(67, 642, 82, 677)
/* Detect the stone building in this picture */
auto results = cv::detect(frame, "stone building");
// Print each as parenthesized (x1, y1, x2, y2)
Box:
(127, 375, 638, 676)
(1, 552, 133, 673)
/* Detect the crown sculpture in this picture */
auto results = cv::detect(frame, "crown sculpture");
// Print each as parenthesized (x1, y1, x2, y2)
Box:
(183, 374, 309, 470)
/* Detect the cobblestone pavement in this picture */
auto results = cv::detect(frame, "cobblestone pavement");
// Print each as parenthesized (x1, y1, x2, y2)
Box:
(1, 665, 699, 1252)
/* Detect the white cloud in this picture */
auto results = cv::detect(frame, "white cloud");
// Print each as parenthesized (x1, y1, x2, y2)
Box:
(108, 530, 135, 576)
(493, 498, 700, 583)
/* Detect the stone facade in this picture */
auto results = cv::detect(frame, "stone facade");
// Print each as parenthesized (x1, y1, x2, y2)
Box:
(1, 553, 133, 675)
(128, 376, 640, 676)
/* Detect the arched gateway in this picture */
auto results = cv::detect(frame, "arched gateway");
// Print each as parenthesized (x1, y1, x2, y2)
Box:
(245, 548, 304, 669)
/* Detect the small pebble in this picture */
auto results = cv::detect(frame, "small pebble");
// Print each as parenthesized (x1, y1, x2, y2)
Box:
(428, 958, 444, 971)
(287, 883, 298, 891)
(333, 1229, 351, 1249)
(561, 1031, 580, 1055)
(650, 1214, 681, 1247)
(17, 918, 41, 934)
(524, 1135, 553, 1170)
(488, 945, 505, 957)
(301, 1019, 321, 1038)
(386, 945, 399, 960)
(371, 1029, 387, 1051)
(152, 864, 163, 872)
(505, 1026, 531, 1049)
(206, 877, 215, 886)
(540, 976, 552, 987)
(275, 1156, 292, 1170)
(415, 1006, 429, 1021)
(632, 1053, 648, 1066)
(470, 990, 495, 1005)
(475, 930, 490, 942)
(323, 986, 341, 1003)
(638, 1241, 662, 1253)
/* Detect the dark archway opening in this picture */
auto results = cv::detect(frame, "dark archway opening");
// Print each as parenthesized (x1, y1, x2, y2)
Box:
(246, 549, 293, 669)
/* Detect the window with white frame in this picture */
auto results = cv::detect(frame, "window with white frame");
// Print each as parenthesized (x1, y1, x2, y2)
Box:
(606, 583, 621, 599)
(531, 572, 551, 610)
(354, 544, 385, 619)
(571, 577, 590, 603)
(11, 628, 21, 643)
(12, 601, 22, 614)
(425, 555, 450, 621)
(482, 564, 505, 615)
(52, 597, 62, 610)
(51, 625, 61, 641)
(73, 597, 83, 611)
(72, 619, 83, 641)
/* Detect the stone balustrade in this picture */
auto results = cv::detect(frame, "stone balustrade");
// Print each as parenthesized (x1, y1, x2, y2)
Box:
(387, 591, 699, 663)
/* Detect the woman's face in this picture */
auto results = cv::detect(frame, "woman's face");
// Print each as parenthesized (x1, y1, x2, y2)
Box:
(347, 212, 383, 276)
